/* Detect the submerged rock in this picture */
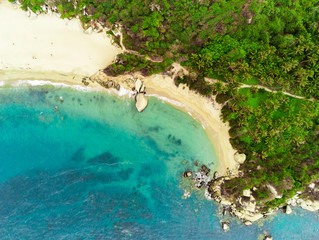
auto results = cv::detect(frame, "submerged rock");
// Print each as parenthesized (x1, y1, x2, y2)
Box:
(135, 93, 148, 112)
(183, 190, 191, 199)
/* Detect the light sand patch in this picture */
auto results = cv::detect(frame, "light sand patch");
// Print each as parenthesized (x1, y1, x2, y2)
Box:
(0, 0, 121, 75)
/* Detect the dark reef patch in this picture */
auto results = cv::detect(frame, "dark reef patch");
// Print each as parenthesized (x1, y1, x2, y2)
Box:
(148, 126, 162, 132)
(69, 147, 86, 163)
(28, 88, 46, 103)
(87, 151, 119, 165)
(167, 134, 182, 146)
(117, 167, 134, 180)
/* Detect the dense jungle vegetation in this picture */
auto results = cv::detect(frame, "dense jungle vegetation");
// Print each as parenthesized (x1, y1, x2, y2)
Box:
(11, 0, 319, 210)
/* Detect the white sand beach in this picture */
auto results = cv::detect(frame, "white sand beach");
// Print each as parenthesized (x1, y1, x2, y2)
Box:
(0, 0, 121, 75)
(0, 0, 237, 175)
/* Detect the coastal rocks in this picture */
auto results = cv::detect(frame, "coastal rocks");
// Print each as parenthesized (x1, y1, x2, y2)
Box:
(26, 7, 37, 19)
(82, 77, 90, 86)
(182, 190, 191, 199)
(285, 205, 292, 214)
(201, 165, 210, 176)
(287, 194, 299, 206)
(297, 199, 319, 212)
(309, 183, 315, 189)
(213, 171, 220, 179)
(244, 221, 252, 226)
(135, 79, 143, 92)
(220, 199, 232, 206)
(267, 184, 282, 199)
(232, 209, 263, 222)
(183, 171, 192, 178)
(264, 235, 273, 240)
(107, 80, 114, 88)
(97, 79, 121, 92)
(135, 93, 148, 112)
(234, 152, 246, 164)
(194, 168, 211, 189)
(115, 83, 121, 91)
(221, 221, 230, 232)
(243, 189, 251, 198)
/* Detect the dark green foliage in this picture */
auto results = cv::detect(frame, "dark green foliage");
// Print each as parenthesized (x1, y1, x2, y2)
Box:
(190, 1, 319, 99)
(222, 88, 319, 208)
(175, 75, 212, 96)
(104, 53, 172, 76)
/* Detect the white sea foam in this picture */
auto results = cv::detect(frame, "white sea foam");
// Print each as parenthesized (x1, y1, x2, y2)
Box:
(0, 81, 5, 87)
(11, 80, 92, 91)
(116, 86, 134, 97)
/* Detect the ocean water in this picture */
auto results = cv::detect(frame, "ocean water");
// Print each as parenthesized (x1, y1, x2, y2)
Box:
(0, 84, 318, 239)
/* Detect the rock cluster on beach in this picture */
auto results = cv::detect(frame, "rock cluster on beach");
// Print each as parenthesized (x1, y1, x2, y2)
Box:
(97, 79, 121, 91)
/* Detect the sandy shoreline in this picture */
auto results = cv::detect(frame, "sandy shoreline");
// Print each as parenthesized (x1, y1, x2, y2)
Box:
(0, 0, 121, 75)
(0, 0, 237, 175)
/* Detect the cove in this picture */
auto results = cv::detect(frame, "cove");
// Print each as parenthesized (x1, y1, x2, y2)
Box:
(0, 85, 318, 239)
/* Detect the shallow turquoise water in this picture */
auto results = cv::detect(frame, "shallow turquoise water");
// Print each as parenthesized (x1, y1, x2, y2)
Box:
(0, 85, 318, 239)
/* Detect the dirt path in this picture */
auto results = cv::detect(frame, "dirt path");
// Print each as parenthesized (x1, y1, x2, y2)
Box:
(239, 83, 315, 101)
(117, 26, 163, 63)
(203, 75, 314, 101)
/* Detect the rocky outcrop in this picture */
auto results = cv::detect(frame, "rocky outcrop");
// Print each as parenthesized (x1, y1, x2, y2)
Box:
(134, 79, 148, 112)
(297, 199, 319, 212)
(285, 205, 292, 214)
(135, 93, 148, 112)
(135, 79, 142, 92)
(244, 221, 252, 226)
(267, 184, 282, 199)
(234, 153, 246, 164)
(96, 79, 122, 92)
(184, 151, 319, 226)
(264, 235, 273, 240)
(183, 171, 192, 178)
(243, 189, 251, 198)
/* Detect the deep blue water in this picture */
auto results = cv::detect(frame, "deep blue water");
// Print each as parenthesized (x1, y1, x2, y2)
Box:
(0, 85, 318, 239)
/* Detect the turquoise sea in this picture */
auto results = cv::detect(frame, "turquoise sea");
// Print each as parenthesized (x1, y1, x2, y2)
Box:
(0, 83, 318, 239)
